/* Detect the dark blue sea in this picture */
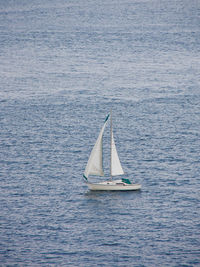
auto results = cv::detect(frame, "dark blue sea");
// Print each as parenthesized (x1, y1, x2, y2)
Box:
(0, 0, 200, 266)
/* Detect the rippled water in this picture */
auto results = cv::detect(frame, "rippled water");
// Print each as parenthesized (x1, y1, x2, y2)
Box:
(0, 0, 200, 266)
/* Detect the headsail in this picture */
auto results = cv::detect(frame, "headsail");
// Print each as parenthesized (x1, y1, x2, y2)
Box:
(111, 130, 124, 176)
(84, 114, 109, 179)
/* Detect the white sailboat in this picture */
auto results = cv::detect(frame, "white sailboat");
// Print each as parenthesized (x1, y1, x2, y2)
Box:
(83, 111, 141, 191)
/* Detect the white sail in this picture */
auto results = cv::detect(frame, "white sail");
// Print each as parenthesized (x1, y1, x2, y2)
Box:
(111, 131, 124, 176)
(84, 115, 109, 178)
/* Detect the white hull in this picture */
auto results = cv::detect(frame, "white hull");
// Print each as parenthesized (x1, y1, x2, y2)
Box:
(86, 180, 141, 191)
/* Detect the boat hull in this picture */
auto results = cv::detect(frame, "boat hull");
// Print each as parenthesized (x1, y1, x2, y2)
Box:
(86, 180, 141, 191)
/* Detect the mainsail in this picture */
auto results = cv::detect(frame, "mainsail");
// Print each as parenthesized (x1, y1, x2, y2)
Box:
(111, 131, 124, 176)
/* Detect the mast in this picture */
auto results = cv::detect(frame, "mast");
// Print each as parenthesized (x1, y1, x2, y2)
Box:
(110, 109, 112, 179)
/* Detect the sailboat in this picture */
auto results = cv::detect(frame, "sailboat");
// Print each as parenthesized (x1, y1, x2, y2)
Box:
(83, 111, 141, 191)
